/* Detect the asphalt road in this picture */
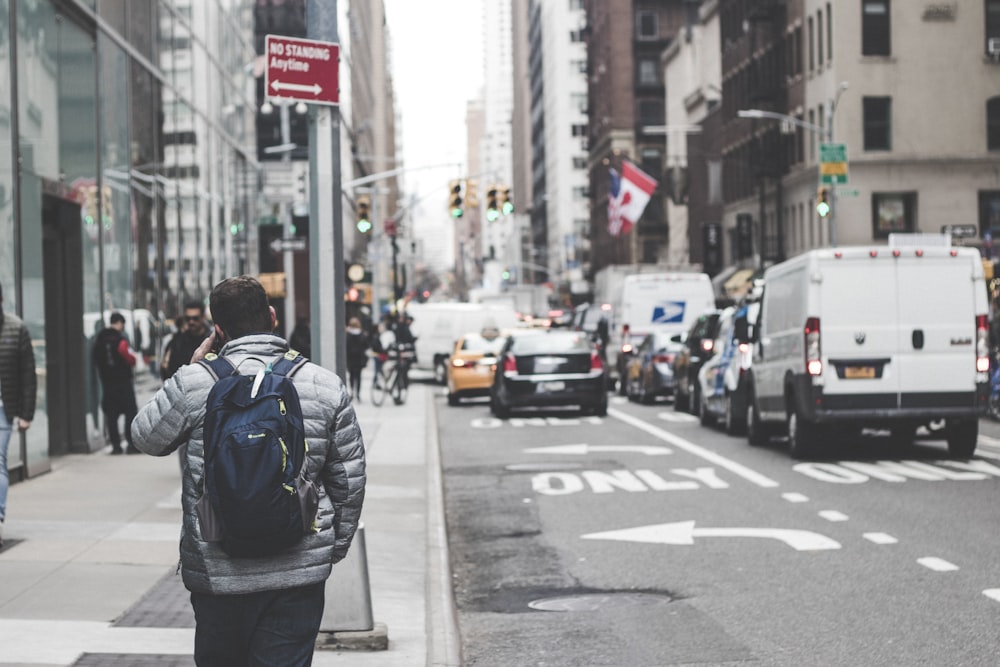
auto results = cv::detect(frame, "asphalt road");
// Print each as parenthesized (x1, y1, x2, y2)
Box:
(436, 389, 1000, 666)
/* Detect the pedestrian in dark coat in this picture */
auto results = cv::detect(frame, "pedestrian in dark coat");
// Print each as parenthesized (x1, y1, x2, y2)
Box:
(345, 317, 369, 401)
(0, 283, 36, 547)
(162, 300, 212, 381)
(91, 312, 138, 454)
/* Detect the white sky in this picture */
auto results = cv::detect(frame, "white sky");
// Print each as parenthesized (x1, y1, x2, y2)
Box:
(383, 0, 484, 269)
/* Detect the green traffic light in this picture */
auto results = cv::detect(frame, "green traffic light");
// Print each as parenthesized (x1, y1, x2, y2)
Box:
(229, 223, 239, 235)
(501, 201, 514, 215)
(501, 270, 510, 280)
(450, 207, 464, 219)
(486, 209, 500, 222)
(357, 219, 373, 233)
(816, 202, 831, 217)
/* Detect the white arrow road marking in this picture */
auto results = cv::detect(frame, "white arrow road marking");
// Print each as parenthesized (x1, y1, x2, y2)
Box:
(524, 444, 672, 456)
(270, 80, 322, 95)
(611, 408, 779, 488)
(782, 492, 810, 503)
(917, 557, 959, 572)
(863, 532, 898, 545)
(818, 510, 849, 522)
(582, 521, 841, 551)
(983, 589, 1000, 603)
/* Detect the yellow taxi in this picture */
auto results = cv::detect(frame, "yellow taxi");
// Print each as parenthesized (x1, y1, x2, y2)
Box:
(446, 327, 508, 406)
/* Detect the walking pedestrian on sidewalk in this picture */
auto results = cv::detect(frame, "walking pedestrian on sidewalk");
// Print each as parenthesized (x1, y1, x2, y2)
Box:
(132, 275, 367, 666)
(345, 316, 369, 401)
(161, 300, 212, 381)
(0, 283, 36, 548)
(91, 312, 139, 454)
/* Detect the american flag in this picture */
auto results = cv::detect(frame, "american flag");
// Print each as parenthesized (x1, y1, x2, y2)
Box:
(607, 160, 658, 237)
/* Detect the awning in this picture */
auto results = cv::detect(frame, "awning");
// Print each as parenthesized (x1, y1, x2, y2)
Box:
(723, 269, 756, 297)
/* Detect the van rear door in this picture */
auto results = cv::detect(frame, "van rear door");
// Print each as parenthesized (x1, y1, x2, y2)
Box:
(818, 256, 901, 401)
(894, 254, 978, 399)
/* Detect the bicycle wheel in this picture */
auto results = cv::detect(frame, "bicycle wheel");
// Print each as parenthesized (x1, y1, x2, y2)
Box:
(371, 366, 392, 407)
(392, 366, 408, 405)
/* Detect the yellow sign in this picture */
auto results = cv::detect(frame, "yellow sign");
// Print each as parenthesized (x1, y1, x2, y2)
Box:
(820, 162, 848, 176)
(258, 272, 286, 298)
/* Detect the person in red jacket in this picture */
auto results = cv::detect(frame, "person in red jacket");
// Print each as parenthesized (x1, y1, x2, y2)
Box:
(91, 312, 138, 454)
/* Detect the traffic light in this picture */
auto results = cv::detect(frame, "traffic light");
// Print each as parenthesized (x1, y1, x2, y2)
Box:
(816, 186, 831, 218)
(500, 187, 514, 215)
(448, 179, 464, 218)
(356, 194, 372, 233)
(486, 185, 500, 222)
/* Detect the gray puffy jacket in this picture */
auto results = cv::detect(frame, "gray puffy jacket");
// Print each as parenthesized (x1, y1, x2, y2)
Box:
(132, 334, 366, 595)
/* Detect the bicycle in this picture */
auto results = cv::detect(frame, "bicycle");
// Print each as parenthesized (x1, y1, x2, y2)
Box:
(371, 343, 415, 406)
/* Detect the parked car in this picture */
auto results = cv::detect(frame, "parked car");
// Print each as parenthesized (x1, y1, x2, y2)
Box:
(696, 302, 757, 434)
(490, 329, 608, 418)
(446, 329, 509, 406)
(624, 332, 684, 404)
(671, 309, 723, 413)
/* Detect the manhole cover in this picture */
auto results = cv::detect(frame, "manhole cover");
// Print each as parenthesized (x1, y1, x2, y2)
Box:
(528, 592, 672, 612)
(506, 462, 583, 472)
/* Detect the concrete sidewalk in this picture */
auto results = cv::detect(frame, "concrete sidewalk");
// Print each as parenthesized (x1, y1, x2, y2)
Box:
(0, 376, 460, 666)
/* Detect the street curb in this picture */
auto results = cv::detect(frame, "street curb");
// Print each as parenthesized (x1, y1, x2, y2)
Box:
(425, 387, 464, 666)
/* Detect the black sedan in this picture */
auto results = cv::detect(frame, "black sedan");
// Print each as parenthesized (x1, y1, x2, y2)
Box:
(490, 330, 608, 418)
(624, 332, 684, 404)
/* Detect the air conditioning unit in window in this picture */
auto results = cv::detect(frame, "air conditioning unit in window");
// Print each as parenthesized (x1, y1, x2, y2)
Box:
(989, 37, 1000, 58)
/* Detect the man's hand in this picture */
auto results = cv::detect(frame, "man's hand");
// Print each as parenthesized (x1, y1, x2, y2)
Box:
(16, 418, 30, 431)
(190, 330, 217, 365)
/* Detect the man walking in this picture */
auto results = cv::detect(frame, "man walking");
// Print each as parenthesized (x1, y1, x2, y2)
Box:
(161, 300, 212, 381)
(132, 275, 366, 666)
(0, 284, 36, 547)
(91, 312, 139, 455)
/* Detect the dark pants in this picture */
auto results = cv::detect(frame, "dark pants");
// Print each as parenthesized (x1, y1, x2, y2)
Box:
(191, 581, 325, 667)
(101, 382, 138, 451)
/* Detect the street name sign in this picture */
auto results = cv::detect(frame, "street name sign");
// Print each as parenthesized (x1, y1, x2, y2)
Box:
(265, 35, 339, 106)
(820, 142, 848, 184)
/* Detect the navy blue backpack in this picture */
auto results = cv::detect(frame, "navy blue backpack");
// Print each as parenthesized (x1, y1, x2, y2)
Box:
(196, 350, 319, 558)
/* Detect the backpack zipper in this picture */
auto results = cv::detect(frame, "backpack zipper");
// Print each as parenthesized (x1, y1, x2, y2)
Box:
(280, 438, 294, 493)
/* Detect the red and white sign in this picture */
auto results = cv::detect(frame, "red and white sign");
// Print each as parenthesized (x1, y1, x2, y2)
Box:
(265, 35, 340, 106)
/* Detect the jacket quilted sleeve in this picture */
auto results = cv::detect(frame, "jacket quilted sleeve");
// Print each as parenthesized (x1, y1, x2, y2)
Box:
(132, 364, 211, 456)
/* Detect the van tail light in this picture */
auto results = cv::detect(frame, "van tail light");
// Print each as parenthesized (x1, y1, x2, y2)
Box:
(738, 342, 752, 375)
(621, 343, 634, 354)
(503, 354, 518, 376)
(653, 353, 675, 365)
(701, 339, 714, 353)
(804, 317, 822, 376)
(976, 315, 990, 373)
(590, 351, 604, 371)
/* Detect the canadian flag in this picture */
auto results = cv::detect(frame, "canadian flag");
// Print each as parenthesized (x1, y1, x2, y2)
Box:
(607, 160, 658, 237)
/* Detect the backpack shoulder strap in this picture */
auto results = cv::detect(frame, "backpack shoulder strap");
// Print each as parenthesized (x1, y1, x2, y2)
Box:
(270, 350, 309, 379)
(197, 354, 238, 382)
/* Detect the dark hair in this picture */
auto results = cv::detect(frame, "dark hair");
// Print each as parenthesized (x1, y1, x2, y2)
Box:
(183, 299, 206, 313)
(209, 275, 272, 339)
(109, 312, 126, 325)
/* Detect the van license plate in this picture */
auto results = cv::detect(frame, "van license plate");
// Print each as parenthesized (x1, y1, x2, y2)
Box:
(844, 366, 876, 379)
(538, 381, 565, 392)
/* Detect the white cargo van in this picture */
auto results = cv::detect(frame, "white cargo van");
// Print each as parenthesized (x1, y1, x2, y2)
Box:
(746, 246, 989, 458)
(607, 272, 715, 387)
(405, 302, 521, 383)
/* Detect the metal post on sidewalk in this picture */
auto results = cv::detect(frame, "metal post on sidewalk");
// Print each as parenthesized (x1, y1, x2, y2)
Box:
(306, 0, 383, 650)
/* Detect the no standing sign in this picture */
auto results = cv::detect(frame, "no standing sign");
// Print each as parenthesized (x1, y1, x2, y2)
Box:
(265, 35, 340, 106)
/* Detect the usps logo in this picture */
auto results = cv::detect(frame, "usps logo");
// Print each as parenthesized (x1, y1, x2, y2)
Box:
(651, 301, 685, 324)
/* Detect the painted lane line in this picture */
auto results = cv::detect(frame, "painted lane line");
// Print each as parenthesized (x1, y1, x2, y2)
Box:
(977, 434, 1000, 449)
(917, 557, 959, 572)
(818, 510, 849, 522)
(609, 408, 779, 488)
(983, 589, 1000, 603)
(657, 411, 699, 423)
(582, 520, 840, 551)
(863, 532, 898, 545)
(782, 492, 810, 503)
(524, 443, 673, 456)
(976, 449, 1000, 462)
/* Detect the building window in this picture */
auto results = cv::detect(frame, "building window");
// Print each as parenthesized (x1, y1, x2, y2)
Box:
(636, 10, 658, 40)
(638, 59, 659, 86)
(638, 100, 663, 126)
(862, 0, 891, 56)
(863, 96, 892, 150)
(570, 0, 584, 9)
(808, 109, 816, 160)
(981, 191, 1000, 234)
(573, 156, 588, 170)
(988, 1, 1000, 54)
(571, 124, 588, 137)
(989, 97, 1000, 150)
(827, 3, 833, 61)
(817, 11, 824, 66)
(570, 29, 585, 43)
(872, 192, 916, 239)
(795, 26, 803, 74)
(808, 17, 814, 71)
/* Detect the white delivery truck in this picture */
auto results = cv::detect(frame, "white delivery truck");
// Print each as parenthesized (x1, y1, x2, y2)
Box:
(746, 245, 989, 458)
(605, 272, 715, 388)
(405, 302, 521, 384)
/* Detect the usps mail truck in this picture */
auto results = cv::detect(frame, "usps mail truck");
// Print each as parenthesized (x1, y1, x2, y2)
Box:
(608, 272, 715, 387)
(746, 245, 989, 458)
